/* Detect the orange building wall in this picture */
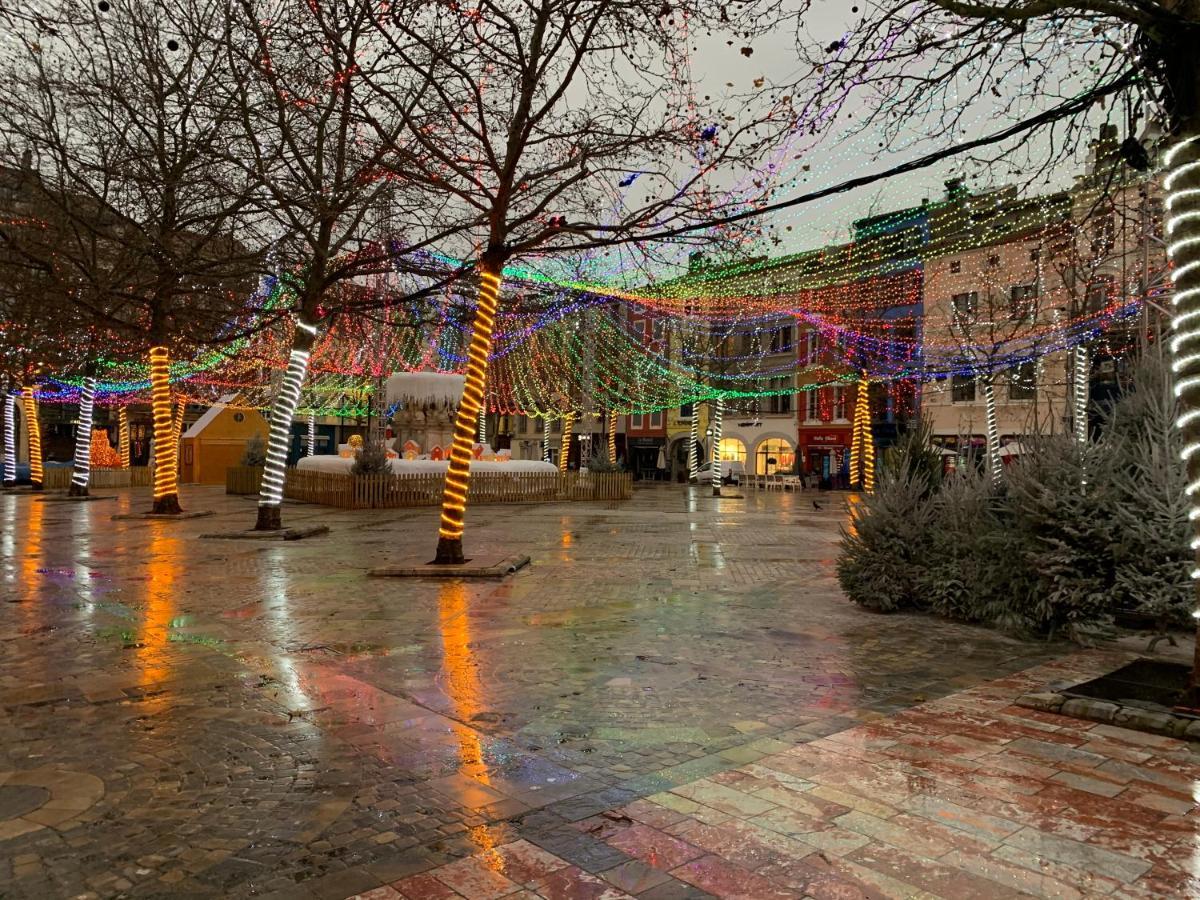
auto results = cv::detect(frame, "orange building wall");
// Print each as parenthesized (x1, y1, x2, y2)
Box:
(179, 406, 269, 484)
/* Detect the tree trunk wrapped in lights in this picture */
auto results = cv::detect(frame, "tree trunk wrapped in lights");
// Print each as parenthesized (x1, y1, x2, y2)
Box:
(435, 265, 503, 564)
(68, 376, 96, 497)
(22, 384, 43, 491)
(118, 406, 131, 469)
(149, 346, 182, 513)
(607, 411, 617, 465)
(1164, 134, 1200, 699)
(256, 320, 316, 531)
(477, 405, 487, 445)
(710, 397, 723, 495)
(557, 409, 576, 474)
(172, 399, 185, 449)
(687, 410, 700, 482)
(307, 410, 316, 456)
(3, 393, 16, 487)
(849, 374, 874, 491)
(982, 377, 1002, 486)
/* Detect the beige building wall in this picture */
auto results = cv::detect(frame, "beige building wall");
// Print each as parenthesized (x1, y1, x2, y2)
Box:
(921, 235, 1071, 441)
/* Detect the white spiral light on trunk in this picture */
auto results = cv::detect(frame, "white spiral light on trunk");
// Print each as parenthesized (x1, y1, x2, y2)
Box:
(3, 394, 15, 484)
(307, 411, 316, 456)
(983, 379, 1001, 485)
(688, 412, 700, 482)
(259, 347, 310, 510)
(71, 377, 96, 491)
(710, 397, 723, 492)
(543, 417, 551, 462)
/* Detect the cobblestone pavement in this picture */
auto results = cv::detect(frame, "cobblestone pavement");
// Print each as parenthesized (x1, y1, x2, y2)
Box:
(0, 484, 1190, 898)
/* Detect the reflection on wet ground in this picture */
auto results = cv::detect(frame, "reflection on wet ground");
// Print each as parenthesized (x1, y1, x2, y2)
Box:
(0, 485, 1193, 898)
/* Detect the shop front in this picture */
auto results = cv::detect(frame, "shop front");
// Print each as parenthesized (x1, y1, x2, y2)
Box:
(627, 436, 666, 480)
(798, 426, 852, 487)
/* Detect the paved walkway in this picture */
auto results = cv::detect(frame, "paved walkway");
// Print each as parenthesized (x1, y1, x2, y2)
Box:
(0, 484, 1193, 898)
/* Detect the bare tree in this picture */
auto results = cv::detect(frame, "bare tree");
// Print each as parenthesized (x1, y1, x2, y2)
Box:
(0, 0, 266, 512)
(349, 0, 795, 562)
(794, 0, 1200, 691)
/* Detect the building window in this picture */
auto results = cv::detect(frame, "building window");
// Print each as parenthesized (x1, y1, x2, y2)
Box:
(951, 374, 976, 403)
(551, 418, 562, 433)
(951, 291, 978, 321)
(1009, 283, 1038, 320)
(833, 386, 847, 421)
(718, 437, 746, 464)
(988, 254, 1000, 267)
(1008, 362, 1037, 400)
(949, 260, 961, 274)
(1030, 247, 1040, 262)
(804, 331, 820, 365)
(1085, 278, 1113, 313)
(756, 438, 795, 476)
(767, 378, 792, 414)
(805, 389, 818, 422)
(769, 325, 792, 354)
(650, 411, 663, 429)
(680, 403, 694, 420)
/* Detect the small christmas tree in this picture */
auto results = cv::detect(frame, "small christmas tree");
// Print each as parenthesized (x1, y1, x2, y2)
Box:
(351, 440, 391, 476)
(90, 428, 122, 468)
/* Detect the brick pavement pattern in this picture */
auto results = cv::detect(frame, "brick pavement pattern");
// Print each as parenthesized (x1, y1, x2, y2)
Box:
(0, 484, 1194, 898)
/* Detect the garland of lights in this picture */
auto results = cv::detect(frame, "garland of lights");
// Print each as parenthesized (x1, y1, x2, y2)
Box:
(3, 394, 16, 486)
(69, 377, 96, 495)
(437, 270, 502, 562)
(22, 385, 43, 490)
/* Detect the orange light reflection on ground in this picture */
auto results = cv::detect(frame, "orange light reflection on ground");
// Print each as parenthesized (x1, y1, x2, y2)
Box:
(137, 522, 178, 699)
(436, 580, 503, 868)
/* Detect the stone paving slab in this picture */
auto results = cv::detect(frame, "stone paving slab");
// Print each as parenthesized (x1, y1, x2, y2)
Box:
(0, 483, 1172, 898)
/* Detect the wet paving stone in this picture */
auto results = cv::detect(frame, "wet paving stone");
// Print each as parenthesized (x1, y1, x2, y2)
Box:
(1, 484, 1180, 897)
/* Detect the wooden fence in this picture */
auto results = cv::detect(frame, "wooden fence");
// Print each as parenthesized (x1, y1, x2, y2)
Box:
(225, 465, 264, 495)
(280, 468, 632, 509)
(43, 466, 152, 490)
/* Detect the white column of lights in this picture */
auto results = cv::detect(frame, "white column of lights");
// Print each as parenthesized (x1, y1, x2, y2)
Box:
(1164, 136, 1200, 597)
(543, 417, 551, 462)
(687, 409, 700, 482)
(259, 334, 313, 514)
(982, 378, 1002, 485)
(477, 404, 487, 445)
(307, 411, 316, 456)
(3, 393, 15, 485)
(710, 397, 723, 493)
(70, 377, 96, 494)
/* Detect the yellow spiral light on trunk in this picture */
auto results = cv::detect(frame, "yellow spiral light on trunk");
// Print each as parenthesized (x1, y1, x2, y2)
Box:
(438, 270, 502, 548)
(149, 346, 178, 508)
(22, 385, 42, 489)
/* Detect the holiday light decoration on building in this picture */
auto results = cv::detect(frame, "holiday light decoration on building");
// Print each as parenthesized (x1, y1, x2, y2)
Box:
(149, 347, 180, 512)
(558, 410, 576, 473)
(22, 385, 43, 490)
(69, 377, 96, 496)
(436, 270, 502, 563)
(118, 406, 131, 469)
(3, 394, 16, 485)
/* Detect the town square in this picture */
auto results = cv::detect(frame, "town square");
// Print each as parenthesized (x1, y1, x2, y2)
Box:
(3, 1, 1200, 898)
